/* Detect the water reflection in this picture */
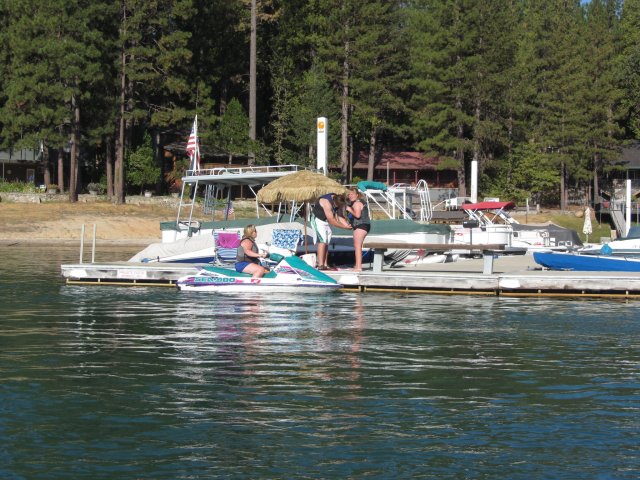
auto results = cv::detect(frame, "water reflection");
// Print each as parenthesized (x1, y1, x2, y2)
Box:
(1, 246, 640, 479)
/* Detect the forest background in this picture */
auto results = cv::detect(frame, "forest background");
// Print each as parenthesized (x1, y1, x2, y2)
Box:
(1, 0, 640, 210)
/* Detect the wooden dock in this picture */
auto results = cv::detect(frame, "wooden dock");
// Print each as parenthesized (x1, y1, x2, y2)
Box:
(61, 255, 640, 298)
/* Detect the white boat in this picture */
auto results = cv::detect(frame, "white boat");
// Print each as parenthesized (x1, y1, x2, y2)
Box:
(579, 227, 640, 257)
(131, 220, 305, 264)
(131, 168, 454, 267)
(176, 254, 342, 293)
(449, 201, 581, 254)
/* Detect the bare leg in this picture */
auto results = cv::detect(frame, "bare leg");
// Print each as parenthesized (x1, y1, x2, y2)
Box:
(243, 263, 268, 278)
(317, 242, 328, 268)
(353, 228, 368, 271)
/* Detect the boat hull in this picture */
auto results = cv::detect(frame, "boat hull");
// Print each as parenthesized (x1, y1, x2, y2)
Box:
(178, 281, 341, 293)
(533, 251, 640, 272)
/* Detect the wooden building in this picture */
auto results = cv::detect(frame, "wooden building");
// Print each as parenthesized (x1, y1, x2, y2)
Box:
(351, 151, 457, 187)
(0, 149, 42, 184)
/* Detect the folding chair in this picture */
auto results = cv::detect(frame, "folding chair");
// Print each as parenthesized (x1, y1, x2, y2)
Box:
(268, 229, 303, 257)
(213, 230, 241, 265)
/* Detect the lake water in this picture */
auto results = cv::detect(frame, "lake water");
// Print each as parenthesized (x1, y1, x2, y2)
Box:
(1, 245, 639, 479)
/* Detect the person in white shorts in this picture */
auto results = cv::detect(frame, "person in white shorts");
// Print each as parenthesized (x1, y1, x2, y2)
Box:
(310, 193, 352, 270)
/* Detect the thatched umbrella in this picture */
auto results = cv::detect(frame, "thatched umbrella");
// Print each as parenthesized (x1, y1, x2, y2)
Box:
(257, 170, 348, 252)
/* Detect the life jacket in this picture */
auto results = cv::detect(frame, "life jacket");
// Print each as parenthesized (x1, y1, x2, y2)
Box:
(236, 236, 260, 263)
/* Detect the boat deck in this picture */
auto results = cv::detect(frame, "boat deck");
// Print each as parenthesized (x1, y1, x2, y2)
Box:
(61, 255, 640, 298)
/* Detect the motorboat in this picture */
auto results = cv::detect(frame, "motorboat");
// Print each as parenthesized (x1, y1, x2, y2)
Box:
(176, 254, 342, 293)
(449, 201, 581, 254)
(132, 166, 455, 268)
(578, 227, 640, 257)
(533, 250, 640, 272)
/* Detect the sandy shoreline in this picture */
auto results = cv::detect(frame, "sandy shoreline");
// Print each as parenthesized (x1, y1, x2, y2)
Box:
(0, 201, 176, 246)
(0, 197, 567, 247)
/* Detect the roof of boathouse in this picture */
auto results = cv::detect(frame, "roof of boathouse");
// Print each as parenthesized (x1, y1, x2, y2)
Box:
(620, 142, 640, 170)
(352, 151, 445, 170)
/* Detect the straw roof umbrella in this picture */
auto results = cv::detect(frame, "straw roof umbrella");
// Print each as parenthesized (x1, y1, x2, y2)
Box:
(256, 170, 347, 204)
(257, 170, 348, 252)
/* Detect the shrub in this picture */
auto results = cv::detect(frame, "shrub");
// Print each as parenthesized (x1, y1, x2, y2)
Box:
(126, 132, 161, 194)
(0, 181, 39, 193)
(86, 182, 105, 194)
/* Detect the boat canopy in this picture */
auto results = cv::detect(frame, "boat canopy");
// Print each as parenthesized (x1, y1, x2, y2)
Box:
(461, 201, 516, 211)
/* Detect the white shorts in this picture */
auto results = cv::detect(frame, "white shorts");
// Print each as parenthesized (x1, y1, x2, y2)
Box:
(311, 216, 332, 244)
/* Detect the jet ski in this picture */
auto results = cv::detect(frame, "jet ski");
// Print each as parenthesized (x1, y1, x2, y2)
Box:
(176, 254, 342, 293)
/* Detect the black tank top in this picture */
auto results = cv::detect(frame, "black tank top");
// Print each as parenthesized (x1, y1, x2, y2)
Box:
(313, 193, 334, 221)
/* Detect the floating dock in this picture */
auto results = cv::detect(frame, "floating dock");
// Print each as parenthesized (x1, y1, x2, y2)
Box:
(61, 255, 640, 298)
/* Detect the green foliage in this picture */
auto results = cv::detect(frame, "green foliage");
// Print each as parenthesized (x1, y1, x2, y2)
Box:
(0, 0, 638, 208)
(0, 181, 39, 193)
(482, 143, 559, 205)
(125, 133, 160, 193)
(210, 98, 250, 157)
(86, 182, 106, 194)
(268, 61, 338, 166)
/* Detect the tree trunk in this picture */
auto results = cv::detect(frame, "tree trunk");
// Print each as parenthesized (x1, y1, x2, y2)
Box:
(115, 47, 126, 204)
(42, 146, 51, 187)
(57, 149, 64, 191)
(154, 130, 162, 194)
(367, 127, 377, 181)
(106, 136, 113, 197)
(68, 94, 79, 203)
(593, 152, 599, 207)
(560, 161, 566, 213)
(340, 39, 350, 180)
(455, 103, 467, 197)
(248, 0, 257, 165)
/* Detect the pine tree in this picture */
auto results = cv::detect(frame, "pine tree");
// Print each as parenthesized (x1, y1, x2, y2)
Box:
(348, 0, 409, 181)
(511, 0, 590, 210)
(114, 0, 197, 203)
(0, 0, 111, 202)
(618, 0, 640, 138)
(407, 0, 484, 196)
(582, 0, 624, 203)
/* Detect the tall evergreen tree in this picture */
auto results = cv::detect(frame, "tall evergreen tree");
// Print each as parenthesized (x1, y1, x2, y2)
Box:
(618, 0, 640, 138)
(582, 0, 624, 203)
(114, 0, 196, 203)
(308, 0, 359, 177)
(348, 0, 409, 181)
(0, 0, 110, 202)
(407, 0, 482, 196)
(512, 0, 590, 210)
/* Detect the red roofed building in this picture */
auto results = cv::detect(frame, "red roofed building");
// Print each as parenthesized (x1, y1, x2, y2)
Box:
(351, 151, 457, 187)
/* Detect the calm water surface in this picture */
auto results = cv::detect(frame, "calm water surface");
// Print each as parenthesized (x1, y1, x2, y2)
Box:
(1, 245, 639, 479)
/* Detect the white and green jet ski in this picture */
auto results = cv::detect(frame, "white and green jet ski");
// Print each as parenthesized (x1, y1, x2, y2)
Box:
(176, 254, 342, 293)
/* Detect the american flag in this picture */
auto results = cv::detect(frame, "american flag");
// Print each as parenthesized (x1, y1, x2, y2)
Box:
(186, 115, 200, 170)
(224, 202, 235, 218)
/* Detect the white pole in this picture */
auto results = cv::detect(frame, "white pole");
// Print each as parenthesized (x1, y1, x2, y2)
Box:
(626, 179, 632, 236)
(470, 160, 478, 203)
(316, 117, 328, 176)
(92, 224, 97, 263)
(79, 224, 85, 264)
